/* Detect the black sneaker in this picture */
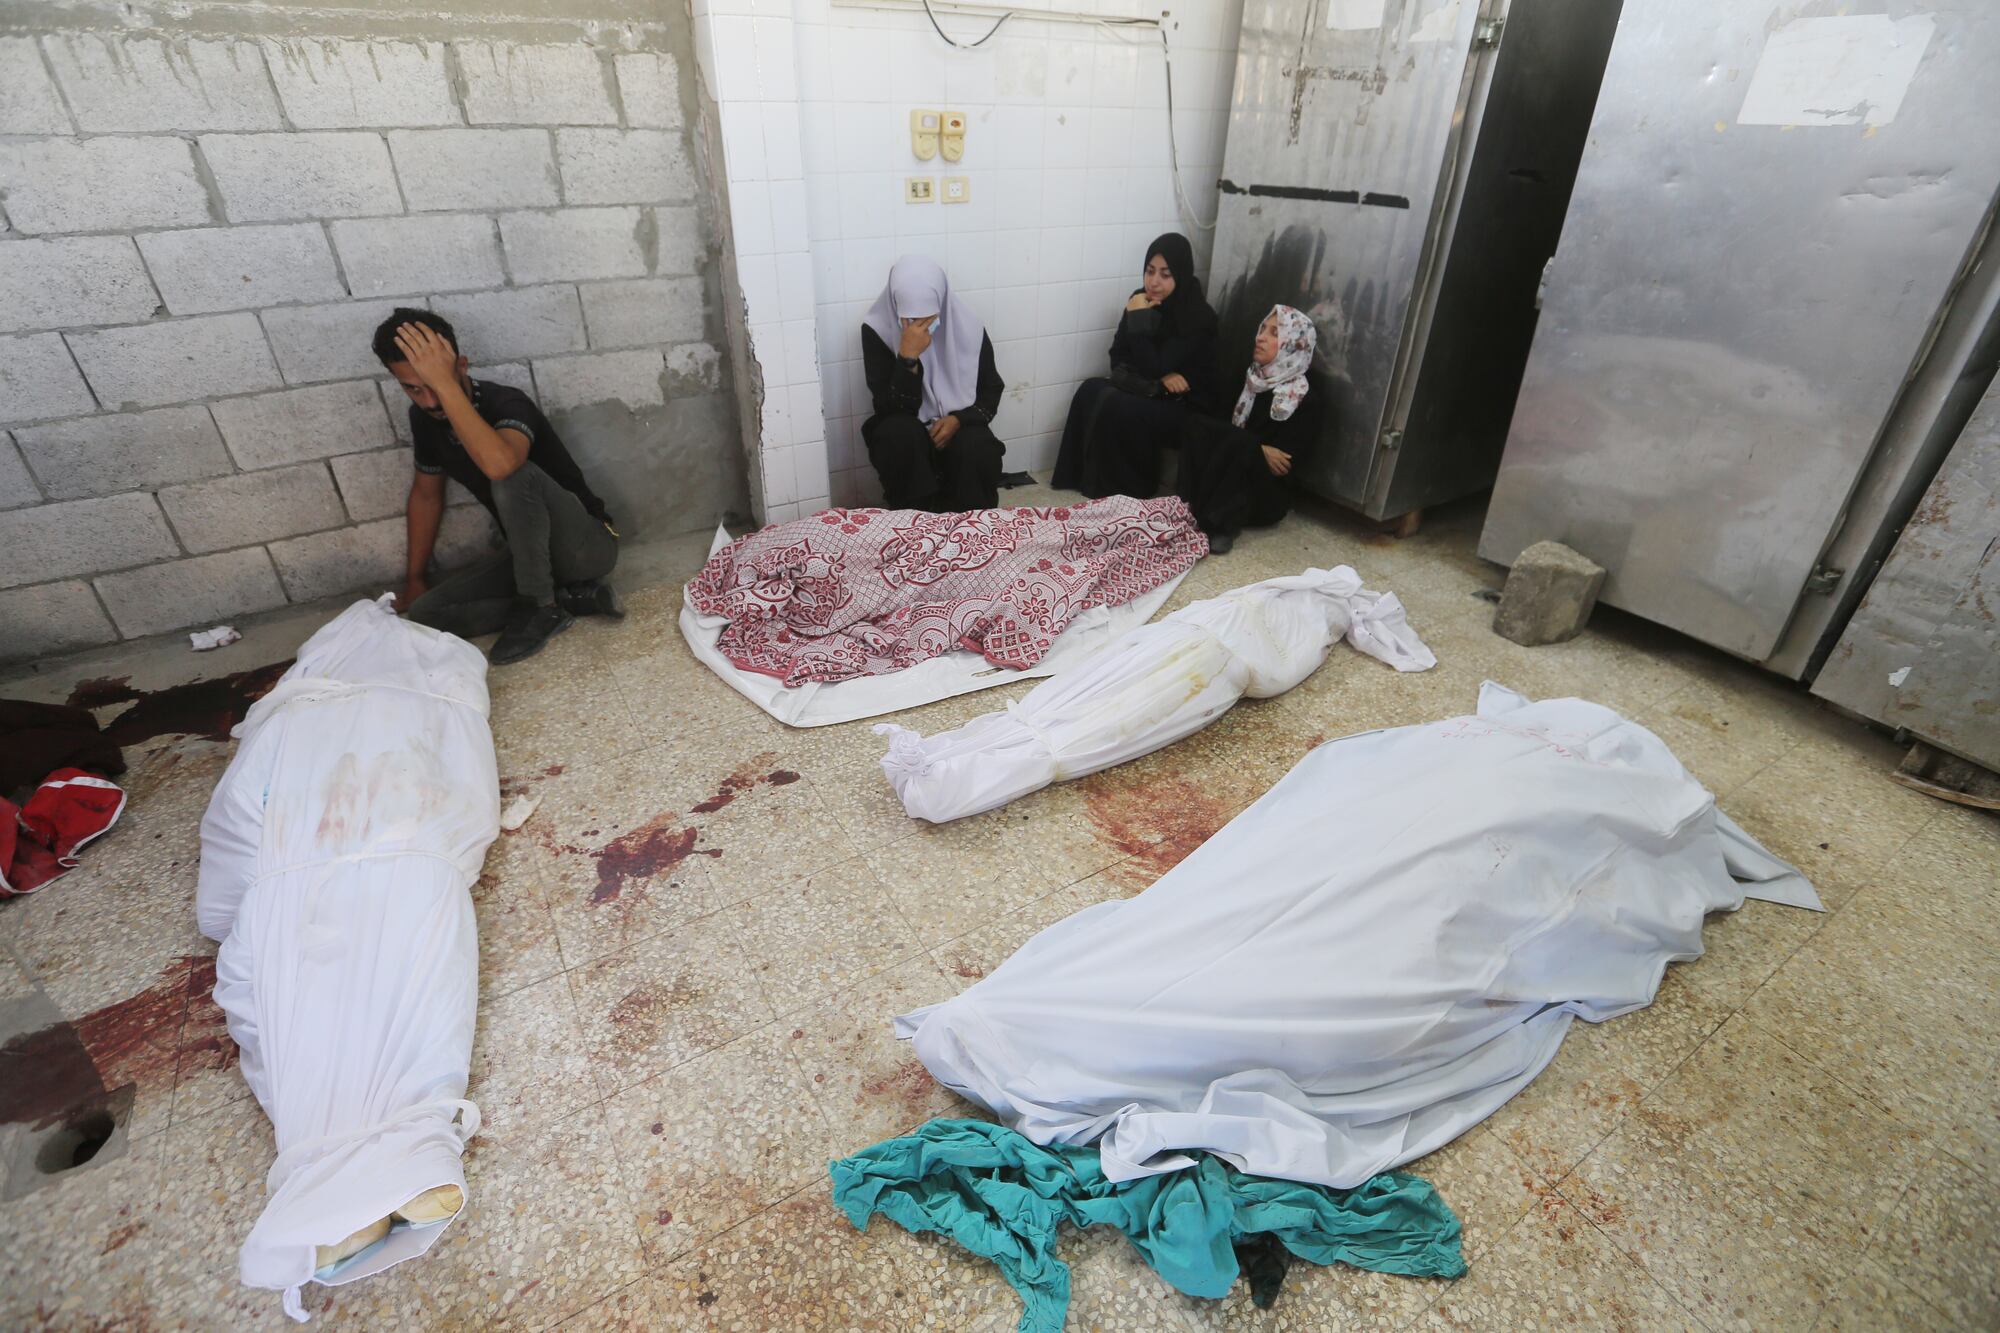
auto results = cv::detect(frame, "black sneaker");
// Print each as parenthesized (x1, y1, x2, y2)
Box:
(557, 578, 625, 619)
(1207, 532, 1236, 554)
(489, 601, 574, 665)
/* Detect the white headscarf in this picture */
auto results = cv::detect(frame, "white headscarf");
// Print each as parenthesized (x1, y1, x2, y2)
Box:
(1232, 304, 1317, 428)
(863, 256, 987, 424)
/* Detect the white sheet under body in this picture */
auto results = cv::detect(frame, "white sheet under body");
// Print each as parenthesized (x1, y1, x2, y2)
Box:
(897, 683, 1822, 1189)
(197, 596, 498, 1320)
(875, 566, 1435, 822)
(679, 525, 1188, 727)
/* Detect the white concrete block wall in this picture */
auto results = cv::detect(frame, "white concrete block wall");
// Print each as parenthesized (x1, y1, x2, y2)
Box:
(0, 29, 724, 665)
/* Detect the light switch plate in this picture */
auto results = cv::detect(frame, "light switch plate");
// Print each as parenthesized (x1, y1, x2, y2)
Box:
(910, 108, 941, 161)
(941, 175, 970, 204)
(905, 176, 936, 203)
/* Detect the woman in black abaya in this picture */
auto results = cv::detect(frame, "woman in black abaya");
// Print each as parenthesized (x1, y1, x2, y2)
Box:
(1052, 232, 1220, 499)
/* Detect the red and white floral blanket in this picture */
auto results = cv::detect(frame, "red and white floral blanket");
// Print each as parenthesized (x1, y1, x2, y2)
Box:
(687, 499, 1208, 686)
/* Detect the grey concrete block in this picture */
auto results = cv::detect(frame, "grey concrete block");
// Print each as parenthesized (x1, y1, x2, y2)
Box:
(456, 42, 617, 127)
(15, 406, 232, 500)
(262, 299, 421, 384)
(68, 313, 281, 411)
(556, 129, 697, 206)
(138, 224, 345, 316)
(614, 52, 682, 131)
(212, 379, 393, 470)
(532, 349, 664, 412)
(160, 460, 343, 553)
(0, 436, 39, 509)
(472, 362, 537, 399)
(580, 387, 741, 541)
(1, 38, 71, 135)
(0, 334, 96, 426)
(332, 214, 504, 298)
(0, 491, 178, 589)
(1493, 540, 1607, 647)
(0, 137, 211, 235)
(95, 546, 286, 637)
(262, 38, 459, 130)
(267, 515, 402, 602)
(500, 207, 646, 286)
(43, 35, 282, 134)
(665, 341, 722, 395)
(0, 581, 116, 663)
(579, 277, 705, 350)
(201, 132, 402, 223)
(0, 237, 160, 335)
(432, 285, 586, 361)
(384, 381, 417, 444)
(388, 129, 558, 212)
(330, 448, 416, 523)
(654, 205, 707, 277)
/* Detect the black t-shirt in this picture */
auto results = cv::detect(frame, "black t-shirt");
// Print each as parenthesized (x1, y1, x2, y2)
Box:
(410, 380, 611, 529)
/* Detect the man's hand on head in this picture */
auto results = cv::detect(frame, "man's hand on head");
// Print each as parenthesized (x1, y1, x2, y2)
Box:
(395, 323, 462, 395)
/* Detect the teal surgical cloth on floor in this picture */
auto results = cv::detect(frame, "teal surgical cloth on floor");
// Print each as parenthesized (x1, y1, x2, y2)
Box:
(828, 1118, 1464, 1333)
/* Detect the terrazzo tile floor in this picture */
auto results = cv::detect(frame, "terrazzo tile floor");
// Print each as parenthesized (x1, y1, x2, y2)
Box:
(2, 481, 1994, 1331)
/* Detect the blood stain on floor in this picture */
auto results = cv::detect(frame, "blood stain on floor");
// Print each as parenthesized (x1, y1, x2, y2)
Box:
(1081, 773, 1237, 891)
(0, 955, 232, 1129)
(553, 759, 811, 903)
(583, 817, 719, 904)
(859, 1057, 939, 1120)
(69, 661, 294, 746)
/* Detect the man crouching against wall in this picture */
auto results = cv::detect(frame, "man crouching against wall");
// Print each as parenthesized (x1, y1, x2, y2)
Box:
(372, 309, 624, 664)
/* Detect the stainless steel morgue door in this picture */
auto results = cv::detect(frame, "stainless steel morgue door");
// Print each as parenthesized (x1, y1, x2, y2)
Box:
(1479, 1, 2000, 665)
(1209, 0, 1620, 521)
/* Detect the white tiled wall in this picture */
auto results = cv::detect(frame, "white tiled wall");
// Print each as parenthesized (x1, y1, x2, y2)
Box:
(699, 0, 1242, 519)
(693, 0, 829, 524)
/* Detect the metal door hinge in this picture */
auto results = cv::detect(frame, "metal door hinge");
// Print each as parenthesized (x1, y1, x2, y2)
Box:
(1379, 429, 1404, 451)
(1473, 17, 1503, 48)
(1804, 564, 1844, 594)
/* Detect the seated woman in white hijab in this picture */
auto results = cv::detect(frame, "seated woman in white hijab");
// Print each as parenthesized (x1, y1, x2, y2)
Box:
(860, 256, 1007, 513)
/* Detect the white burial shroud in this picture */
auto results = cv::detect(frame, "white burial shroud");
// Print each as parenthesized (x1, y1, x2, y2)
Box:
(896, 683, 1824, 1189)
(875, 566, 1436, 822)
(197, 596, 498, 1321)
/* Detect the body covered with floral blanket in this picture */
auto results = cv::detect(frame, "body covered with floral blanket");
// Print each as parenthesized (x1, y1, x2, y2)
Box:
(686, 498, 1208, 686)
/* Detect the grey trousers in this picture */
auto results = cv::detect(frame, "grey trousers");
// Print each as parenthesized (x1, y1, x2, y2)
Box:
(408, 461, 618, 638)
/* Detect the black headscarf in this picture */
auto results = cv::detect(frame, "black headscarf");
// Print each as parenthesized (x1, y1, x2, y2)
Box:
(1143, 232, 1218, 337)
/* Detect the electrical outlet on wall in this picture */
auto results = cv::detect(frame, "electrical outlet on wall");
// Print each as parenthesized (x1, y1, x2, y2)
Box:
(940, 109, 966, 162)
(941, 176, 970, 204)
(905, 176, 936, 203)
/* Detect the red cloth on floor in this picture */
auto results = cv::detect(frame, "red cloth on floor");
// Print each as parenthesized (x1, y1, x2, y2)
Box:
(686, 498, 1209, 686)
(0, 767, 127, 897)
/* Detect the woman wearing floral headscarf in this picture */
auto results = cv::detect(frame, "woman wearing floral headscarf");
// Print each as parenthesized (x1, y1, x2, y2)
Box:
(1175, 304, 1323, 552)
